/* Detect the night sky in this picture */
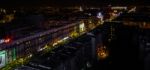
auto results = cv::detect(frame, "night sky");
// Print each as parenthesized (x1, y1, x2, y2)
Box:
(0, 0, 149, 7)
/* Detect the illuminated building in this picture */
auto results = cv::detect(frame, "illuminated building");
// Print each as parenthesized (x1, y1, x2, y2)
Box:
(0, 21, 87, 68)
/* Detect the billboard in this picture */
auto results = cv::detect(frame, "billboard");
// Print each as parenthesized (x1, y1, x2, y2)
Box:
(0, 51, 6, 68)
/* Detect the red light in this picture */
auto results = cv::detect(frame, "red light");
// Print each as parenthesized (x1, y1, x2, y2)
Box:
(4, 38, 11, 43)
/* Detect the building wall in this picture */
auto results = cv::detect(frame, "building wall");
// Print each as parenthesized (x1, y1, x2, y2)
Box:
(0, 22, 82, 68)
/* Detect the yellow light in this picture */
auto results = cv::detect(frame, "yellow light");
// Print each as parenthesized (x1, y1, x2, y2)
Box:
(28, 54, 32, 58)
(79, 23, 85, 32)
(57, 40, 63, 43)
(97, 46, 109, 59)
(53, 43, 58, 46)
(113, 10, 117, 13)
(43, 45, 48, 49)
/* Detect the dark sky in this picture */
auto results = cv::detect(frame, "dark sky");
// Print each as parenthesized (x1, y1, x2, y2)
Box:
(0, 0, 149, 7)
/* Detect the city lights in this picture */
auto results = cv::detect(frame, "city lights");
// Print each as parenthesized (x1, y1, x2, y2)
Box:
(0, 39, 5, 44)
(97, 46, 109, 59)
(52, 36, 70, 46)
(4, 38, 11, 43)
(79, 22, 85, 32)
(97, 12, 103, 19)
(0, 38, 11, 44)
(0, 3, 149, 70)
